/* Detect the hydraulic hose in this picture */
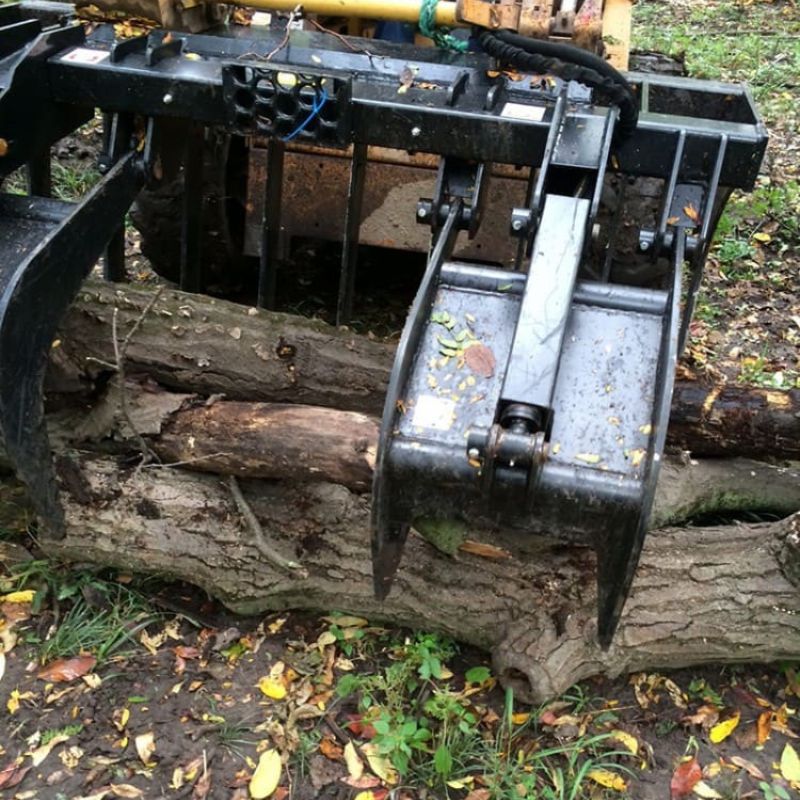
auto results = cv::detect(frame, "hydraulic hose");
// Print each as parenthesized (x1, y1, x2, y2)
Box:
(478, 29, 639, 140)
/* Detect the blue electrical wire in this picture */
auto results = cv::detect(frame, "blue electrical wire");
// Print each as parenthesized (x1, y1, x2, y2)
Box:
(281, 87, 329, 142)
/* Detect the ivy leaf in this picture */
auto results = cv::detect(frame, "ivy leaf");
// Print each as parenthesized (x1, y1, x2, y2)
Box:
(465, 667, 491, 684)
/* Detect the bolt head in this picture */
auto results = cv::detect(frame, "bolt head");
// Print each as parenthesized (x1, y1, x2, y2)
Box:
(163, 93, 174, 104)
(417, 206, 427, 218)
(468, 447, 480, 460)
(512, 218, 523, 231)
(411, 126, 421, 137)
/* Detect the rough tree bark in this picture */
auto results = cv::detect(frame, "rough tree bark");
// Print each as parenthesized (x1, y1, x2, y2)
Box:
(37, 454, 800, 703)
(3, 278, 793, 702)
(51, 281, 800, 458)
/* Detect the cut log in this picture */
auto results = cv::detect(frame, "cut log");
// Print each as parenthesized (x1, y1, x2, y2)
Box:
(37, 453, 800, 703)
(52, 281, 800, 459)
(4, 278, 793, 702)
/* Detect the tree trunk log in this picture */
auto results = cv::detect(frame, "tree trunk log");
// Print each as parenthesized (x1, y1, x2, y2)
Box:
(37, 453, 800, 704)
(52, 281, 800, 459)
(7, 278, 795, 702)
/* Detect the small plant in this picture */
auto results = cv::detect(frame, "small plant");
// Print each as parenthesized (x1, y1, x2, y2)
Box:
(40, 723, 84, 746)
(759, 782, 792, 800)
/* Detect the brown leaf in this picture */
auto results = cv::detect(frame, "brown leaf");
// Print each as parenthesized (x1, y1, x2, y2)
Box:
(0, 761, 31, 790)
(319, 737, 343, 761)
(464, 790, 491, 800)
(682, 705, 719, 730)
(38, 655, 97, 683)
(729, 755, 765, 781)
(192, 767, 211, 800)
(458, 540, 511, 560)
(670, 757, 702, 799)
(683, 203, 700, 223)
(757, 710, 772, 745)
(343, 774, 381, 789)
(464, 343, 495, 378)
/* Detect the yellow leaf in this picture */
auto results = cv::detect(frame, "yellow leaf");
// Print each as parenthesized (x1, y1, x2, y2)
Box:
(353, 793, 375, 800)
(511, 713, 530, 725)
(752, 232, 771, 243)
(258, 677, 287, 700)
(0, 590, 35, 604)
(7, 688, 34, 714)
(780, 743, 800, 786)
(134, 732, 156, 765)
(250, 748, 282, 798)
(693, 781, 723, 799)
(609, 730, 638, 755)
(709, 711, 740, 743)
(587, 768, 627, 791)
(317, 631, 337, 647)
(344, 741, 363, 780)
(362, 743, 398, 785)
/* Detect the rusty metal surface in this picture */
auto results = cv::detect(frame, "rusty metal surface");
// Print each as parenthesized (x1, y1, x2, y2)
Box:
(456, 0, 521, 30)
(245, 146, 528, 263)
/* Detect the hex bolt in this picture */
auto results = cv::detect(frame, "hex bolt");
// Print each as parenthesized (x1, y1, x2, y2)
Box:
(411, 126, 421, 137)
(163, 93, 174, 104)
(417, 206, 427, 219)
(511, 218, 523, 231)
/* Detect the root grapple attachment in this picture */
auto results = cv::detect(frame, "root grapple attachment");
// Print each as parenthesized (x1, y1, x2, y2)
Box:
(0, 0, 766, 645)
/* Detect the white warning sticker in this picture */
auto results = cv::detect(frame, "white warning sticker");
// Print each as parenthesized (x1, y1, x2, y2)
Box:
(500, 102, 546, 122)
(412, 394, 456, 431)
(61, 48, 109, 65)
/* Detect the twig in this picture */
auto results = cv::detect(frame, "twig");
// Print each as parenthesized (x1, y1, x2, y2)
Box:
(141, 452, 233, 470)
(227, 475, 307, 576)
(111, 287, 165, 466)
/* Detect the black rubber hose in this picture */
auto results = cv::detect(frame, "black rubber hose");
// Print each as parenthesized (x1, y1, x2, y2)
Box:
(478, 29, 639, 140)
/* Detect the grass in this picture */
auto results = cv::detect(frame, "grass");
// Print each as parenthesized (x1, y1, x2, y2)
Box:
(2, 560, 159, 664)
(334, 632, 632, 798)
(632, 0, 800, 117)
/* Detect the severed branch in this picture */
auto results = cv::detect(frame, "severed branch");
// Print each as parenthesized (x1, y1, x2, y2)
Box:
(110, 287, 164, 466)
(227, 475, 307, 576)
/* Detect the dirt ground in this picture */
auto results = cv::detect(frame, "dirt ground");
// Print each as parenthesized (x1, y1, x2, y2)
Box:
(2, 0, 800, 798)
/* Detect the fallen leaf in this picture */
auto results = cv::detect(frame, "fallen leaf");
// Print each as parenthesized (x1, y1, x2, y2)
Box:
(343, 774, 381, 789)
(7, 688, 35, 714)
(0, 760, 31, 790)
(780, 743, 800, 786)
(587, 768, 627, 791)
(258, 677, 287, 700)
(756, 710, 771, 745)
(709, 711, 739, 743)
(193, 765, 212, 799)
(683, 705, 719, 729)
(692, 781, 722, 799)
(729, 755, 765, 781)
(671, 757, 702, 798)
(464, 791, 491, 800)
(361, 743, 398, 785)
(344, 741, 363, 780)
(458, 541, 511, 560)
(318, 737, 342, 761)
(134, 732, 156, 766)
(109, 785, 144, 798)
(752, 231, 771, 243)
(609, 730, 638, 756)
(0, 652, 4, 683)
(250, 749, 281, 798)
(684, 203, 700, 223)
(353, 792, 375, 800)
(28, 734, 70, 767)
(38, 655, 97, 683)
(0, 591, 35, 604)
(60, 745, 84, 769)
(464, 343, 495, 378)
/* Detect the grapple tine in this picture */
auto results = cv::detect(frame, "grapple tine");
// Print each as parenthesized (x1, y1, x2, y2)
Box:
(371, 523, 410, 601)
